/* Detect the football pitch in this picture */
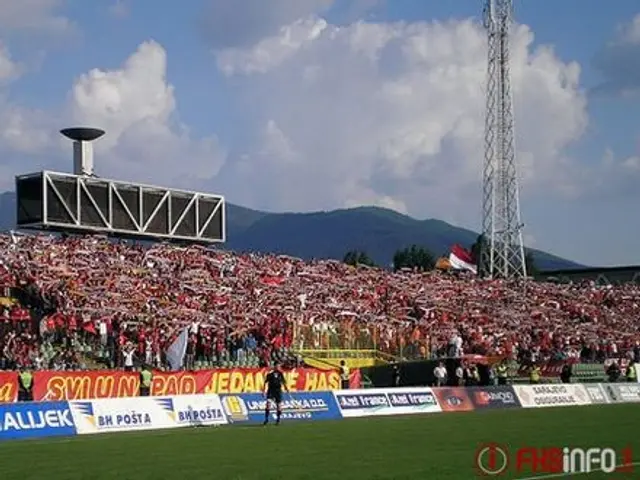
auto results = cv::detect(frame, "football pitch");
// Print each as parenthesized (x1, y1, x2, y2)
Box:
(1, 404, 638, 480)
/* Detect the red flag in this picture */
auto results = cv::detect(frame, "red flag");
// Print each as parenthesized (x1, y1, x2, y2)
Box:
(83, 323, 97, 335)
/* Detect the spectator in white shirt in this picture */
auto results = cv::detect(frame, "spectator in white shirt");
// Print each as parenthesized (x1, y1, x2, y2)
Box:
(123, 346, 135, 372)
(433, 362, 447, 387)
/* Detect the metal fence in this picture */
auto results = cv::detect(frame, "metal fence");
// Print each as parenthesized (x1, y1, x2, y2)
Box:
(293, 323, 431, 360)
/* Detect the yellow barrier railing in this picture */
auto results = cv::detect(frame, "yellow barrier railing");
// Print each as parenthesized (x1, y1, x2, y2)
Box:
(293, 323, 431, 360)
(296, 349, 392, 369)
(297, 349, 396, 361)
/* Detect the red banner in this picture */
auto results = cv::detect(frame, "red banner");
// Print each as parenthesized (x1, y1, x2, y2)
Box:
(32, 370, 139, 401)
(517, 358, 578, 378)
(349, 369, 362, 389)
(32, 368, 345, 401)
(0, 371, 18, 403)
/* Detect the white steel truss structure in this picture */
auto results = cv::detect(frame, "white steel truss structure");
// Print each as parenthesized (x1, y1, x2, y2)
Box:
(15, 171, 225, 243)
(480, 0, 527, 279)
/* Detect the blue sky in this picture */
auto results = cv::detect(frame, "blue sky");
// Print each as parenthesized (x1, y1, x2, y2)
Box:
(0, 0, 639, 267)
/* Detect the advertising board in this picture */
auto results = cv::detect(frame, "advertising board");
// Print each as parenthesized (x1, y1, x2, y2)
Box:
(220, 391, 341, 424)
(335, 388, 441, 418)
(155, 395, 227, 427)
(583, 384, 610, 404)
(603, 383, 640, 403)
(70, 397, 179, 434)
(33, 367, 345, 401)
(469, 386, 521, 409)
(0, 401, 76, 441)
(513, 384, 590, 408)
(432, 387, 475, 412)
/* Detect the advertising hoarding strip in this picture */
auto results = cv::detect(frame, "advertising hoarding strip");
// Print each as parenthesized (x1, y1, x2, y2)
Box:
(220, 391, 342, 424)
(513, 384, 592, 408)
(0, 401, 77, 441)
(334, 388, 442, 417)
(601, 383, 640, 403)
(70, 395, 228, 435)
(4, 383, 640, 442)
(467, 386, 521, 410)
(583, 383, 611, 404)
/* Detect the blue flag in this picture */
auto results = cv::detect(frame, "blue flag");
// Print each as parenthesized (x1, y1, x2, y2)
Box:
(166, 327, 189, 370)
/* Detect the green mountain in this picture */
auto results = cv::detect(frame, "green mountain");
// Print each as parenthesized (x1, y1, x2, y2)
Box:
(0, 191, 581, 270)
(224, 204, 580, 270)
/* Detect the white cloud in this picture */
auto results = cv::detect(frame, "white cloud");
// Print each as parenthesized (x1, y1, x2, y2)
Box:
(216, 17, 329, 75)
(108, 0, 130, 19)
(0, 42, 57, 190)
(70, 41, 175, 148)
(0, 42, 20, 82)
(622, 155, 640, 170)
(214, 16, 589, 224)
(0, 105, 55, 155)
(0, 0, 74, 37)
(568, 147, 640, 201)
(593, 13, 640, 97)
(68, 41, 225, 187)
(0, 40, 225, 191)
(200, 0, 334, 49)
(0, 101, 58, 190)
(523, 233, 536, 247)
(258, 120, 300, 164)
(345, 190, 407, 214)
(617, 13, 640, 45)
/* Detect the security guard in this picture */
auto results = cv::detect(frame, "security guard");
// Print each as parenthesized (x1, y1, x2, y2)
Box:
(470, 364, 481, 386)
(140, 365, 153, 396)
(392, 364, 401, 387)
(496, 360, 509, 386)
(529, 364, 541, 385)
(19, 367, 33, 402)
(339, 360, 350, 390)
(626, 361, 637, 383)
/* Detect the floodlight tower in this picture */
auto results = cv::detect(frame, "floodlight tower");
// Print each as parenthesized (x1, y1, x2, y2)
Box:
(480, 0, 526, 279)
(60, 127, 105, 177)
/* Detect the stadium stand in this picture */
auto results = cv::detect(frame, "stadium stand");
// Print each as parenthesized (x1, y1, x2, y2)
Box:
(1, 233, 639, 375)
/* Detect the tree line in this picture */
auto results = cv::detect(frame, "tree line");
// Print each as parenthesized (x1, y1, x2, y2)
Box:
(342, 245, 437, 271)
(343, 234, 537, 274)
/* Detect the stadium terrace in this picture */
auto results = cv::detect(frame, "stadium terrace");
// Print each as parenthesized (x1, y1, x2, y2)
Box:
(0, 232, 639, 377)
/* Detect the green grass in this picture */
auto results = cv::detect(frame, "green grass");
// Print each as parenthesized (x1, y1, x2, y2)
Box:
(1, 405, 638, 480)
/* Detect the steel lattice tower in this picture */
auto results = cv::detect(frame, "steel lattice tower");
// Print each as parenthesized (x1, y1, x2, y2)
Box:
(480, 0, 526, 279)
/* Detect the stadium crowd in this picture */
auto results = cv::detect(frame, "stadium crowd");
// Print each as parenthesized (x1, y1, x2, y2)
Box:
(1, 233, 640, 371)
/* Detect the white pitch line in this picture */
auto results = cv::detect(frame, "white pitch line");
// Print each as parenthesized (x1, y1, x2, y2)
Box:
(514, 462, 640, 480)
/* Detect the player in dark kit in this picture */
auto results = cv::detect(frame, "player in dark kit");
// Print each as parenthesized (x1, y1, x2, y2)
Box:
(263, 361, 289, 425)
